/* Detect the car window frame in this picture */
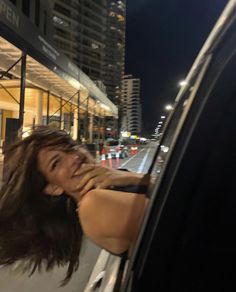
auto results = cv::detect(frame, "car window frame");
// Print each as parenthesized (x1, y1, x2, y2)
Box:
(137, 53, 212, 246)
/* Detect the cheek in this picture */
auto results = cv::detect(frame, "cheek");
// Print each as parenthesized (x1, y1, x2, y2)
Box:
(54, 167, 71, 185)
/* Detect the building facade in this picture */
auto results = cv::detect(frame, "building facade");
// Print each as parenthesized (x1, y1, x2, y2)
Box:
(53, 0, 126, 102)
(53, 0, 107, 87)
(8, 0, 54, 40)
(121, 75, 142, 135)
(0, 0, 117, 146)
(104, 0, 126, 104)
(52, 0, 126, 138)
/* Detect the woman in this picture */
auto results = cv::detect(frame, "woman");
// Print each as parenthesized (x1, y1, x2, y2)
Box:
(0, 126, 149, 284)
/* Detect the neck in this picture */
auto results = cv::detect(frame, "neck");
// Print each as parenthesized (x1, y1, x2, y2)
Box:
(68, 191, 82, 204)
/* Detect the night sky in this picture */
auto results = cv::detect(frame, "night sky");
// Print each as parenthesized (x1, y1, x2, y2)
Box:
(125, 0, 228, 135)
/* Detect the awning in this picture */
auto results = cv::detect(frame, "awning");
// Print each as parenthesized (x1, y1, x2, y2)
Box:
(0, 0, 117, 117)
(0, 36, 117, 117)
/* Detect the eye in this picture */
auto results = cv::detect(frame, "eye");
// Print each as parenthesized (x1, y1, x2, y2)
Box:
(51, 158, 60, 170)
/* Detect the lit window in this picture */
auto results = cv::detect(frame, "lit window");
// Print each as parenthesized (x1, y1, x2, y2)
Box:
(91, 43, 99, 49)
(53, 15, 69, 27)
(117, 14, 124, 22)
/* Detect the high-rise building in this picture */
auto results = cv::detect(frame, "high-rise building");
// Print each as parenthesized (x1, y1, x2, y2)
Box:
(53, 0, 107, 87)
(104, 0, 126, 104)
(53, 0, 126, 103)
(8, 0, 54, 40)
(122, 75, 142, 135)
(53, 0, 126, 137)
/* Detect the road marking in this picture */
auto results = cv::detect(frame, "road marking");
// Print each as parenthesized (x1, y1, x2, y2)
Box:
(120, 148, 145, 168)
(137, 148, 151, 173)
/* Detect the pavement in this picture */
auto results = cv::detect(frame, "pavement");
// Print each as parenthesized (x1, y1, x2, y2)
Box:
(0, 238, 101, 292)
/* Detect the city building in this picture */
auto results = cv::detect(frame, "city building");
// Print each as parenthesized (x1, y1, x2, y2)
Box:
(121, 74, 142, 135)
(53, 0, 126, 102)
(104, 0, 126, 104)
(8, 0, 54, 41)
(0, 0, 117, 146)
(53, 0, 107, 84)
(103, 0, 126, 138)
(52, 0, 126, 138)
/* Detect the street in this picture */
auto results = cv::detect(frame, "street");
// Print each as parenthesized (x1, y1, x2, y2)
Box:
(0, 142, 158, 292)
(101, 141, 157, 174)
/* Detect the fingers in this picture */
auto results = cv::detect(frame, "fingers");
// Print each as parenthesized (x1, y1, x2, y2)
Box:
(75, 165, 109, 191)
(96, 170, 126, 189)
(75, 163, 110, 176)
(79, 173, 107, 196)
(96, 171, 140, 190)
(96, 177, 115, 189)
(74, 163, 98, 176)
(74, 164, 135, 194)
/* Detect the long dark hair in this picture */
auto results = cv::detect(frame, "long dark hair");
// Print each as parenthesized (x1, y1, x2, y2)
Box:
(0, 126, 92, 285)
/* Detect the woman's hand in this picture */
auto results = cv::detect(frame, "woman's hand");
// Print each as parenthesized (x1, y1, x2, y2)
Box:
(74, 164, 148, 196)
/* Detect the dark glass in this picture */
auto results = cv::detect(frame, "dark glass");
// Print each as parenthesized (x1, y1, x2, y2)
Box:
(22, 0, 30, 16)
(43, 10, 47, 35)
(9, 0, 16, 4)
(35, 0, 40, 26)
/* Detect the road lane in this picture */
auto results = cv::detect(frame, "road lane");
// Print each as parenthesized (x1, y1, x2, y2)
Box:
(120, 141, 158, 173)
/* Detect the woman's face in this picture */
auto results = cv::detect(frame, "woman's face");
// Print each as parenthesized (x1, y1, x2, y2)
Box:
(38, 147, 87, 199)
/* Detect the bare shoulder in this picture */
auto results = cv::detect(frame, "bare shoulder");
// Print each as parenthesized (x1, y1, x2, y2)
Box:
(78, 189, 148, 254)
(79, 189, 129, 223)
(78, 189, 113, 235)
(80, 188, 146, 214)
(79, 189, 110, 216)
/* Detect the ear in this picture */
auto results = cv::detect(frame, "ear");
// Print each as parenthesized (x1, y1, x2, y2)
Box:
(44, 183, 64, 196)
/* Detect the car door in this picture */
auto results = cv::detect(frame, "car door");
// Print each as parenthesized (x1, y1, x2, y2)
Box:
(121, 3, 236, 291)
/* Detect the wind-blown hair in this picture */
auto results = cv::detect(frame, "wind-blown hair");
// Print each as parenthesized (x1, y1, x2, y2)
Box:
(0, 126, 92, 285)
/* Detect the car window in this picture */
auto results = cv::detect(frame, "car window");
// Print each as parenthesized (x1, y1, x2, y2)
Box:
(146, 55, 212, 198)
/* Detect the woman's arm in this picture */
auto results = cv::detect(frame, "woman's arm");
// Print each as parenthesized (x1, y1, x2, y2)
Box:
(78, 189, 149, 255)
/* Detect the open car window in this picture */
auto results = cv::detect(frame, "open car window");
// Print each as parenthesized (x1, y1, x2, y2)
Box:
(146, 55, 212, 198)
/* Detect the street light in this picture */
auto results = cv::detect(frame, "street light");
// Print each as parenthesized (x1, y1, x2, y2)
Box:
(161, 116, 166, 119)
(179, 80, 188, 87)
(165, 104, 173, 111)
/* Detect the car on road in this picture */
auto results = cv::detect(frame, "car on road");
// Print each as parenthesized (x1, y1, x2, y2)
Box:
(84, 1, 236, 291)
(104, 139, 129, 159)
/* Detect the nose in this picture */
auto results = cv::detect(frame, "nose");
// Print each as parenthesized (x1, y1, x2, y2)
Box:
(66, 153, 81, 169)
